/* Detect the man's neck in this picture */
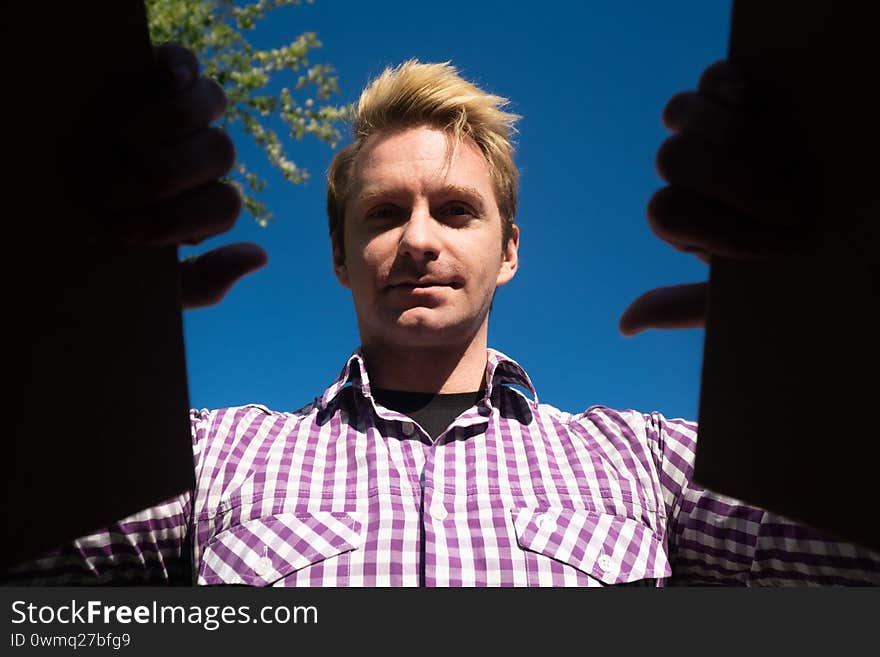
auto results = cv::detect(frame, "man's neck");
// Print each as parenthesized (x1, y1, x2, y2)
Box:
(361, 328, 488, 394)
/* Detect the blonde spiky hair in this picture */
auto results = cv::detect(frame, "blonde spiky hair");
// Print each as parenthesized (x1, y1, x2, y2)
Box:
(326, 60, 520, 253)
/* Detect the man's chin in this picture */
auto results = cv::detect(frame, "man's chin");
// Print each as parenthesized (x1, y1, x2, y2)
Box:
(395, 315, 456, 337)
(382, 309, 475, 346)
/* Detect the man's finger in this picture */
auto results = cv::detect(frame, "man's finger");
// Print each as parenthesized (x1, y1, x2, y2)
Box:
(109, 181, 242, 248)
(648, 185, 793, 259)
(619, 282, 708, 336)
(655, 133, 759, 217)
(662, 91, 739, 148)
(105, 126, 236, 211)
(153, 42, 199, 93)
(697, 59, 746, 107)
(179, 242, 268, 310)
(124, 76, 228, 149)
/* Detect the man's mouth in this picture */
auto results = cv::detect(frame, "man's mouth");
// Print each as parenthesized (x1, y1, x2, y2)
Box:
(387, 280, 463, 291)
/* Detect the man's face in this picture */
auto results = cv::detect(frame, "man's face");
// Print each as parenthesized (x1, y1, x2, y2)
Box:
(333, 125, 519, 350)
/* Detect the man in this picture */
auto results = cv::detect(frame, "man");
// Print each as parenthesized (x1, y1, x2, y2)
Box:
(6, 45, 878, 586)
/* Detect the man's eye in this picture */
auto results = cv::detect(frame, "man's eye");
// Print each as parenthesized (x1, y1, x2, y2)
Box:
(366, 205, 400, 220)
(438, 204, 475, 218)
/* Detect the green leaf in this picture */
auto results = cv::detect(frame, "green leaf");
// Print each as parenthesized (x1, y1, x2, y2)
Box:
(145, 0, 347, 228)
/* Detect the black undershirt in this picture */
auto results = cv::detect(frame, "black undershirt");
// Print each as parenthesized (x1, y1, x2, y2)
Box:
(372, 388, 483, 440)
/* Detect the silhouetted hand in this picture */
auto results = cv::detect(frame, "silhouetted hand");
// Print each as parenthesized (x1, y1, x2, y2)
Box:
(99, 42, 267, 309)
(620, 60, 799, 335)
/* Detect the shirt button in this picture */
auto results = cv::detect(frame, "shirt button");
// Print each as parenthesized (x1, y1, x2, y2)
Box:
(431, 505, 448, 522)
(597, 554, 614, 572)
(254, 556, 273, 577)
(535, 513, 552, 530)
(401, 421, 415, 436)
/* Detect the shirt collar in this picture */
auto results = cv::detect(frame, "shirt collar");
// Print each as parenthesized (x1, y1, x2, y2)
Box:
(318, 347, 539, 411)
(319, 347, 373, 410)
(483, 348, 539, 407)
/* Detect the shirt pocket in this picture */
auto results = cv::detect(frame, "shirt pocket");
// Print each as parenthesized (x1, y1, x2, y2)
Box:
(198, 511, 362, 586)
(511, 507, 671, 586)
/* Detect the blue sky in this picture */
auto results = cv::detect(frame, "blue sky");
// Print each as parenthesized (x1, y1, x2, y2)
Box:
(181, 0, 733, 420)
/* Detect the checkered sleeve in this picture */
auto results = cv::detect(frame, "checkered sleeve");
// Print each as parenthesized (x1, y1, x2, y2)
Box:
(1, 494, 193, 586)
(644, 412, 880, 586)
(0, 409, 210, 586)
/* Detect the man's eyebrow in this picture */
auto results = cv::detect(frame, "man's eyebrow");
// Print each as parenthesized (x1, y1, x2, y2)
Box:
(438, 185, 487, 207)
(356, 184, 487, 205)
(356, 187, 400, 202)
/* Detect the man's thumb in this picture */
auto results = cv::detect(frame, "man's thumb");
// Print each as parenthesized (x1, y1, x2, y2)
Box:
(619, 282, 708, 336)
(179, 242, 268, 309)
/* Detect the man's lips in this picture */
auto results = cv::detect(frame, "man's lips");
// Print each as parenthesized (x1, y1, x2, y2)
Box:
(385, 280, 463, 291)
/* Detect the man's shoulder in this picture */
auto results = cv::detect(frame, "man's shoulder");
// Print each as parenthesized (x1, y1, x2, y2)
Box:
(535, 401, 646, 428)
(535, 401, 697, 444)
(188, 400, 321, 438)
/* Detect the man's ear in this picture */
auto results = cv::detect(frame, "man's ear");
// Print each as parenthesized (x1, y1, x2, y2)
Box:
(332, 234, 350, 289)
(496, 223, 519, 287)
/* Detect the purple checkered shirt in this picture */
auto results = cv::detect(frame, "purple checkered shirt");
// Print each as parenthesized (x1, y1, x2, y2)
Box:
(9, 349, 879, 586)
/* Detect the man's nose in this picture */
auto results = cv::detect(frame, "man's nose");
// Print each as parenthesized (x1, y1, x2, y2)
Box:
(398, 202, 441, 262)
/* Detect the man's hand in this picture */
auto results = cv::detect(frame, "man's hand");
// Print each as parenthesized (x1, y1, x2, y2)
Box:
(619, 60, 799, 335)
(100, 43, 267, 309)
